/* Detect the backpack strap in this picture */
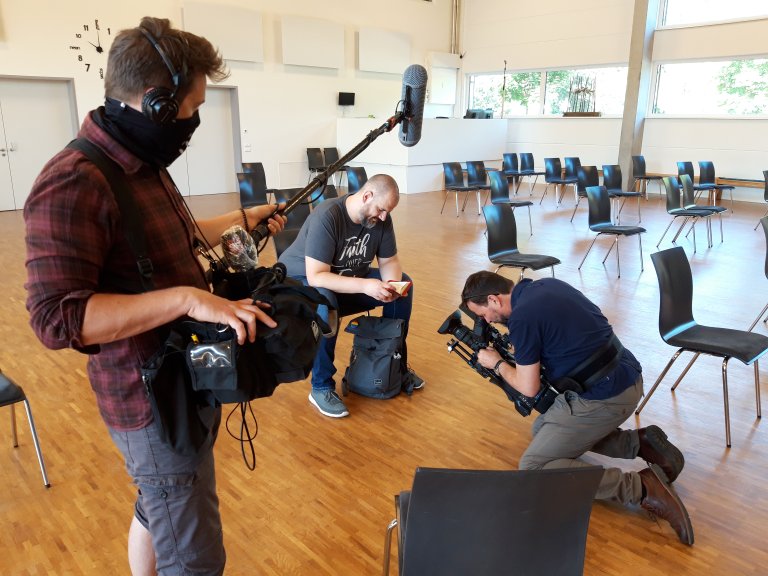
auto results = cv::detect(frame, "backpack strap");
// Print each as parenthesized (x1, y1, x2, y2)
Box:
(66, 138, 155, 292)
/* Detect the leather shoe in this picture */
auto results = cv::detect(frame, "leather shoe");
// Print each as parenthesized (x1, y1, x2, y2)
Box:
(638, 425, 684, 482)
(640, 464, 694, 546)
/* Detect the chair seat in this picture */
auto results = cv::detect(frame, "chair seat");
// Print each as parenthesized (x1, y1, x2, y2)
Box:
(668, 324, 768, 365)
(490, 250, 561, 270)
(519, 170, 545, 176)
(607, 190, 642, 198)
(712, 184, 735, 191)
(547, 177, 576, 185)
(590, 224, 645, 235)
(636, 174, 663, 180)
(0, 374, 25, 406)
(492, 199, 533, 208)
(691, 205, 727, 214)
(669, 208, 713, 217)
(447, 185, 476, 192)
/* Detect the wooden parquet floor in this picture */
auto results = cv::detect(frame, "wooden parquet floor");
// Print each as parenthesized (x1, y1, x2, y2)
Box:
(1, 185, 767, 575)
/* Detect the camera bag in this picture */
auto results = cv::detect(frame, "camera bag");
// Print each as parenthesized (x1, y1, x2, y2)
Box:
(341, 315, 413, 399)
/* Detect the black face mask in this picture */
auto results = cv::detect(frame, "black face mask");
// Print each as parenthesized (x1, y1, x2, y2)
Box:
(101, 98, 200, 167)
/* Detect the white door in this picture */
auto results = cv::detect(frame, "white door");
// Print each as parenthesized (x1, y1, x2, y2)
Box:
(167, 86, 237, 196)
(0, 79, 77, 211)
(0, 101, 14, 211)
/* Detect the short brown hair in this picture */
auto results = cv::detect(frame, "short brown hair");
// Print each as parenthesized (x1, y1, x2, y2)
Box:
(462, 271, 514, 307)
(104, 16, 229, 102)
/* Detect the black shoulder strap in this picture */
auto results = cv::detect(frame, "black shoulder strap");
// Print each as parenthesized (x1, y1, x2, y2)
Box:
(66, 138, 155, 292)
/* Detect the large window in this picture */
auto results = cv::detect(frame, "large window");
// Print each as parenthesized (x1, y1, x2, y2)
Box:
(653, 59, 768, 115)
(662, 0, 768, 27)
(467, 67, 627, 117)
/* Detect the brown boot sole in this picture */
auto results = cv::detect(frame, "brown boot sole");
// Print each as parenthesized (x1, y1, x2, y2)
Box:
(641, 425, 685, 482)
(647, 463, 694, 546)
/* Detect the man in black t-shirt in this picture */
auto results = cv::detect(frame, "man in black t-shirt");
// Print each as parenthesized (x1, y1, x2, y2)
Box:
(280, 174, 423, 417)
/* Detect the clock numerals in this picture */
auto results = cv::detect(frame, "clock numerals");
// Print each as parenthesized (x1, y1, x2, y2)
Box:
(71, 19, 109, 73)
(99, 68, 104, 80)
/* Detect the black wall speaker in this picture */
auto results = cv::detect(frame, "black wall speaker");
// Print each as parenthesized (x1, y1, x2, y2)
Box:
(338, 92, 355, 106)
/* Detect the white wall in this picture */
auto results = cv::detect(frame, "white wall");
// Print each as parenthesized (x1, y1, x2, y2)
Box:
(0, 0, 454, 190)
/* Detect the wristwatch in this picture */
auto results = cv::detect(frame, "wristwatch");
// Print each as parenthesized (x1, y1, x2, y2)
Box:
(493, 360, 504, 377)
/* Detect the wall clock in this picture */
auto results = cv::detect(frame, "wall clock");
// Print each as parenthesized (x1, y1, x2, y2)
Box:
(69, 19, 111, 78)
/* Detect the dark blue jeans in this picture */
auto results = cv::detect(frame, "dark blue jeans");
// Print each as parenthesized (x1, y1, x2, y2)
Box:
(296, 269, 413, 391)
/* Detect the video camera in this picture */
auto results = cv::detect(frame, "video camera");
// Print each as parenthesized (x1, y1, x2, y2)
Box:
(437, 308, 559, 416)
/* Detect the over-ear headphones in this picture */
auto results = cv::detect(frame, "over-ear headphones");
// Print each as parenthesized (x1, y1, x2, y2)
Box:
(139, 27, 186, 125)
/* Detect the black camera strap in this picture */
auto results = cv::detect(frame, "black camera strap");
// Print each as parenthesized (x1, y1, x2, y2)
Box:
(66, 138, 155, 293)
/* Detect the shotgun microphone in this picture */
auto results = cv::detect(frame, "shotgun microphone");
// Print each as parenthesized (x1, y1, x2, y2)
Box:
(398, 64, 428, 147)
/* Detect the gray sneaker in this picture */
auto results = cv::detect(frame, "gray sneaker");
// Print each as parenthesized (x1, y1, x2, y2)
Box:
(405, 368, 425, 390)
(309, 389, 350, 418)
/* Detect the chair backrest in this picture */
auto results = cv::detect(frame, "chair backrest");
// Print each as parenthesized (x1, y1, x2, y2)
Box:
(346, 166, 368, 194)
(544, 157, 562, 182)
(273, 228, 300, 259)
(764, 170, 768, 202)
(650, 246, 696, 343)
(585, 186, 613, 229)
(632, 155, 647, 177)
(466, 161, 488, 187)
(488, 170, 510, 204)
(273, 188, 310, 229)
(698, 161, 715, 186)
(762, 216, 768, 279)
(602, 164, 623, 191)
(482, 204, 519, 258)
(306, 148, 325, 171)
(236, 172, 268, 207)
(323, 147, 340, 166)
(679, 174, 697, 207)
(662, 176, 683, 212)
(399, 467, 603, 576)
(443, 162, 465, 188)
(564, 157, 581, 180)
(519, 152, 535, 172)
(577, 166, 599, 195)
(502, 153, 519, 174)
(676, 161, 695, 181)
(241, 162, 265, 176)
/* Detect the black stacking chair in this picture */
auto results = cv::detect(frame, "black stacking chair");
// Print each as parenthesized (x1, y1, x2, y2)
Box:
(698, 161, 735, 211)
(676, 161, 715, 202)
(563, 157, 582, 203)
(306, 148, 326, 183)
(502, 153, 522, 191)
(749, 216, 768, 332)
(680, 174, 725, 243)
(635, 246, 768, 447)
(578, 186, 645, 278)
(273, 188, 311, 230)
(541, 158, 576, 205)
(488, 170, 534, 235)
(241, 162, 276, 204)
(602, 164, 643, 223)
(657, 176, 713, 254)
(482, 204, 560, 280)
(572, 165, 599, 222)
(632, 155, 663, 198)
(1, 372, 50, 487)
(273, 228, 301, 259)
(346, 166, 368, 194)
(466, 161, 492, 203)
(517, 152, 546, 196)
(382, 467, 603, 576)
(236, 172, 269, 208)
(442, 162, 480, 217)
(323, 147, 347, 187)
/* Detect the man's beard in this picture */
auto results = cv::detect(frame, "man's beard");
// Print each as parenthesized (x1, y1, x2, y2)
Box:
(358, 208, 378, 229)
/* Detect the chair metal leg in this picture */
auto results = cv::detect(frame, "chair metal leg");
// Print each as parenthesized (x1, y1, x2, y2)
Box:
(440, 190, 449, 215)
(540, 183, 551, 205)
(754, 360, 762, 419)
(22, 399, 50, 487)
(722, 358, 732, 448)
(475, 190, 482, 215)
(578, 234, 601, 271)
(748, 302, 768, 332)
(656, 218, 676, 248)
(10, 403, 18, 447)
(526, 205, 533, 236)
(671, 352, 700, 391)
(635, 349, 684, 415)
(638, 233, 644, 271)
(602, 237, 618, 276)
(569, 197, 582, 222)
(382, 518, 398, 576)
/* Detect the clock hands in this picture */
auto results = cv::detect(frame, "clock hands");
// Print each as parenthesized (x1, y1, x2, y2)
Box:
(88, 28, 103, 53)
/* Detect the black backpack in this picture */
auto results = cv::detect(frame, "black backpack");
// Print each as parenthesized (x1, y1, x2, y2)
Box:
(341, 315, 412, 399)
